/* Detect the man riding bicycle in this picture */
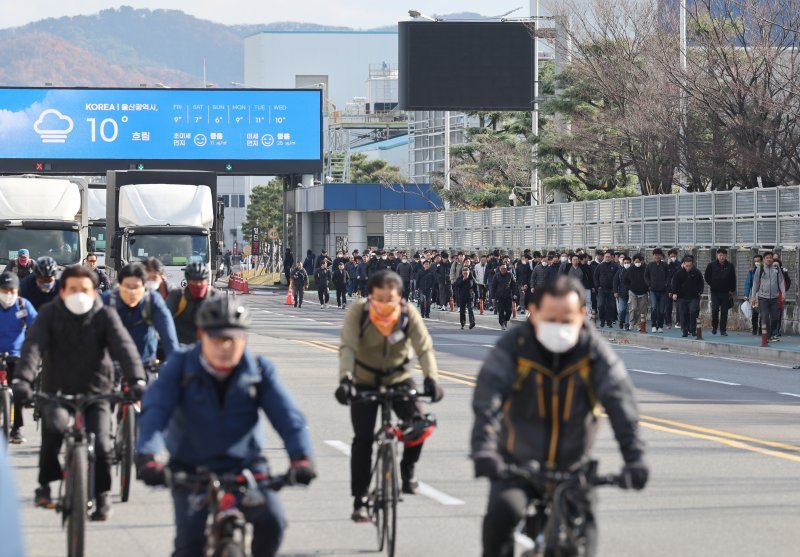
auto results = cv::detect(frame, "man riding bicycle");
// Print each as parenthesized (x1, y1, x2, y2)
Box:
(167, 262, 213, 345)
(19, 256, 59, 310)
(103, 263, 179, 373)
(471, 276, 648, 557)
(335, 270, 444, 522)
(12, 265, 146, 520)
(136, 296, 316, 557)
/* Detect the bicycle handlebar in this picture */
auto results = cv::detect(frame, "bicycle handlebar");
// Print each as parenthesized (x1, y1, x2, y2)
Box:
(504, 463, 623, 488)
(34, 391, 129, 410)
(169, 470, 289, 491)
(353, 386, 433, 403)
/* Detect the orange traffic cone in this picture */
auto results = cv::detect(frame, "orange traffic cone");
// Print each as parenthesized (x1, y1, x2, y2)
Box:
(639, 314, 646, 333)
(512, 303, 517, 319)
(695, 317, 703, 340)
(449, 296, 455, 312)
(286, 280, 294, 306)
(479, 299, 485, 315)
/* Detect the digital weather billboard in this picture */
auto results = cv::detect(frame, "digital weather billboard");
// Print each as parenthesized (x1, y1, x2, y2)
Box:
(0, 87, 323, 174)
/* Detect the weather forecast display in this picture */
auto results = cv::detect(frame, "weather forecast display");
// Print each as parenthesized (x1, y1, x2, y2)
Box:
(0, 87, 322, 173)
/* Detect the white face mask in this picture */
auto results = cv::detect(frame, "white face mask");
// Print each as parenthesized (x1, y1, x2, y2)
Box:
(145, 280, 161, 291)
(0, 292, 18, 309)
(560, 256, 568, 263)
(669, 257, 677, 263)
(634, 262, 642, 268)
(536, 321, 581, 354)
(63, 292, 95, 315)
(402, 259, 407, 263)
(623, 263, 631, 270)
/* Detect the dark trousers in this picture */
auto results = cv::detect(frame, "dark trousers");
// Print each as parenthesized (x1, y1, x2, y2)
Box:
(418, 289, 433, 318)
(710, 292, 731, 332)
(317, 287, 330, 305)
(292, 285, 304, 307)
(751, 307, 760, 334)
(39, 401, 112, 496)
(357, 280, 367, 297)
(649, 291, 668, 328)
(402, 281, 411, 301)
(438, 281, 452, 308)
(665, 295, 674, 326)
(482, 479, 597, 557)
(757, 297, 781, 335)
(6, 358, 23, 430)
(459, 300, 475, 327)
(350, 383, 423, 499)
(677, 297, 700, 335)
(496, 297, 513, 325)
(597, 288, 615, 325)
(172, 484, 286, 557)
(336, 287, 347, 307)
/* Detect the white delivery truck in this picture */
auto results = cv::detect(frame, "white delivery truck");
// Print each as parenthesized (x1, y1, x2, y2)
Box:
(87, 183, 107, 267)
(0, 175, 89, 268)
(106, 170, 224, 287)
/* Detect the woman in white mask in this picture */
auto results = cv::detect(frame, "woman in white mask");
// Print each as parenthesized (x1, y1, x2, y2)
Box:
(471, 275, 648, 557)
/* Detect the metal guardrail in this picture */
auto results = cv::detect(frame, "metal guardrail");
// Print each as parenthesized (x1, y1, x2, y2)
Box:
(384, 186, 800, 252)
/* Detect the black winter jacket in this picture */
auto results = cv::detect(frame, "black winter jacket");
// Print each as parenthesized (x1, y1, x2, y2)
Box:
(593, 262, 617, 290)
(396, 261, 414, 282)
(492, 272, 517, 300)
(622, 265, 649, 295)
(671, 267, 704, 299)
(454, 275, 476, 303)
(314, 268, 332, 289)
(471, 320, 645, 469)
(416, 268, 437, 292)
(332, 268, 349, 289)
(17, 297, 144, 395)
(644, 261, 669, 292)
(704, 260, 737, 293)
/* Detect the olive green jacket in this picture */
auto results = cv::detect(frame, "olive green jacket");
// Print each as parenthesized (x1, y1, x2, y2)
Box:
(339, 298, 438, 386)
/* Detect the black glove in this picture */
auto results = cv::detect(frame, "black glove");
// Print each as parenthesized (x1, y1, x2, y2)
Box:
(127, 379, 147, 402)
(334, 378, 355, 406)
(288, 458, 317, 486)
(136, 454, 166, 487)
(473, 452, 504, 480)
(621, 462, 649, 490)
(424, 377, 444, 403)
(11, 379, 33, 405)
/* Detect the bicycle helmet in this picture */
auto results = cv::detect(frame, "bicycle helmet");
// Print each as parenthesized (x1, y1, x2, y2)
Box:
(184, 261, 210, 281)
(33, 256, 57, 278)
(195, 295, 251, 334)
(397, 414, 437, 448)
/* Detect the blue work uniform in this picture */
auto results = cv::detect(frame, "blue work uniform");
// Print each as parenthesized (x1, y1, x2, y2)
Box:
(102, 290, 179, 363)
(136, 345, 313, 557)
(18, 275, 59, 310)
(0, 296, 37, 431)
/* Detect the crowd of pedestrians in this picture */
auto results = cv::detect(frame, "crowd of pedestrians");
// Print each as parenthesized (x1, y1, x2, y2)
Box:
(292, 246, 792, 344)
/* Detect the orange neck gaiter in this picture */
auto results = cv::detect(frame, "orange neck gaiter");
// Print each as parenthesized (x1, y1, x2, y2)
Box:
(369, 299, 402, 337)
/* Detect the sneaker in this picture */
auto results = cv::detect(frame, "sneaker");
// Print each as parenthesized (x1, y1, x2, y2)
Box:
(682, 332, 688, 338)
(92, 492, 113, 522)
(721, 331, 728, 336)
(351, 498, 370, 523)
(771, 336, 781, 342)
(320, 304, 324, 309)
(469, 322, 476, 330)
(34, 485, 55, 509)
(712, 329, 717, 335)
(625, 324, 631, 331)
(657, 328, 663, 333)
(401, 464, 419, 495)
(651, 326, 657, 333)
(675, 324, 681, 329)
(461, 324, 465, 330)
(9, 428, 25, 444)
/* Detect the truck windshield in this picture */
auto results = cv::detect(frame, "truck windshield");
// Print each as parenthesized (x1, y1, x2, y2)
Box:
(127, 234, 209, 266)
(88, 224, 106, 251)
(0, 228, 81, 266)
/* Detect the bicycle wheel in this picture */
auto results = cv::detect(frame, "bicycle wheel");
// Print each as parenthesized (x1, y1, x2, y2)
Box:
(212, 541, 246, 557)
(0, 388, 10, 440)
(67, 444, 88, 557)
(373, 444, 386, 552)
(119, 405, 135, 503)
(382, 441, 398, 557)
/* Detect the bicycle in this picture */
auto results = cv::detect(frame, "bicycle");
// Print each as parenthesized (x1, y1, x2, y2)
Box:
(353, 386, 435, 557)
(0, 353, 12, 440)
(169, 468, 289, 557)
(35, 391, 127, 557)
(505, 460, 622, 557)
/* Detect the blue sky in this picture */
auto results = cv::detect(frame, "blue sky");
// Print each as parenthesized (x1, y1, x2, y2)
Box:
(2, 1, 546, 29)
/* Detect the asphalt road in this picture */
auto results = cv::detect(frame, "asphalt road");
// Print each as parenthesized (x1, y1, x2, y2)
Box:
(10, 290, 800, 556)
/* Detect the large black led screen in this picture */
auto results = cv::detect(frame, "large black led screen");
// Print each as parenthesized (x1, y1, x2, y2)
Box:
(399, 21, 535, 111)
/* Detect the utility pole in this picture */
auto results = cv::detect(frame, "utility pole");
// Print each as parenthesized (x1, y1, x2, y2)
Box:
(443, 110, 451, 210)
(530, 0, 539, 206)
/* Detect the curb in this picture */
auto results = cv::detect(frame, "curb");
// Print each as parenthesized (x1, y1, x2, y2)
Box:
(422, 308, 800, 365)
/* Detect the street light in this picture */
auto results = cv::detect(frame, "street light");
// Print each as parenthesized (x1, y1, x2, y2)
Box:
(408, 10, 439, 22)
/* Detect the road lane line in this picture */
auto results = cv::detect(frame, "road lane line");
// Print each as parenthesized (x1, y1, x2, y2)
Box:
(629, 369, 666, 375)
(695, 378, 741, 386)
(324, 440, 351, 456)
(292, 340, 338, 354)
(778, 392, 800, 398)
(325, 441, 465, 506)
(417, 482, 465, 506)
(640, 422, 800, 463)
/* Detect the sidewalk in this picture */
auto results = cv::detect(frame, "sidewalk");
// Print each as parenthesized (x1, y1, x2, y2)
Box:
(422, 306, 800, 365)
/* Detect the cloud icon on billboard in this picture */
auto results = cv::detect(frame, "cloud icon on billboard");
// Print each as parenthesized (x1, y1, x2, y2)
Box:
(33, 109, 74, 143)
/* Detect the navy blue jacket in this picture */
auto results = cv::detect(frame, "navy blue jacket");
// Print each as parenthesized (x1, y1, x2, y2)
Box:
(102, 290, 179, 362)
(18, 275, 60, 310)
(136, 345, 313, 473)
(0, 297, 37, 357)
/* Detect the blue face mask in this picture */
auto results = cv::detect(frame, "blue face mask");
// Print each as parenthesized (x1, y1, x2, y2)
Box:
(38, 280, 55, 293)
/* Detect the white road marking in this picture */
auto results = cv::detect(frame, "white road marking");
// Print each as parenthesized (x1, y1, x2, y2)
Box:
(626, 344, 794, 369)
(324, 440, 465, 506)
(777, 392, 800, 398)
(417, 482, 465, 506)
(629, 369, 666, 375)
(695, 378, 741, 386)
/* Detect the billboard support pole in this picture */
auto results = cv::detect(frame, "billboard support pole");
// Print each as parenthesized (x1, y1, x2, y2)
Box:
(443, 111, 451, 211)
(530, 0, 539, 206)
